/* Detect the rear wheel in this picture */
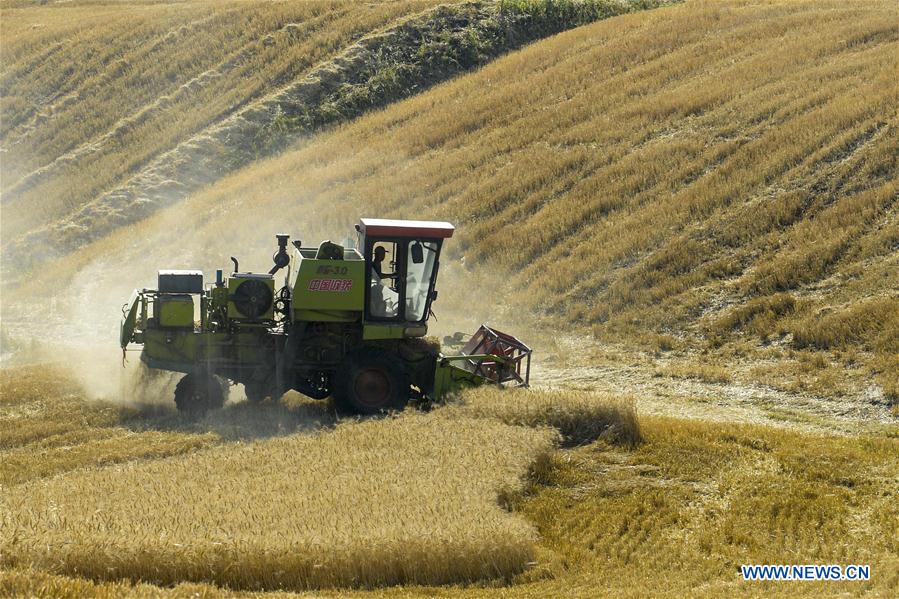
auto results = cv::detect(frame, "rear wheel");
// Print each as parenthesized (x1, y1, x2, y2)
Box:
(334, 347, 410, 415)
(174, 372, 227, 417)
(244, 381, 270, 403)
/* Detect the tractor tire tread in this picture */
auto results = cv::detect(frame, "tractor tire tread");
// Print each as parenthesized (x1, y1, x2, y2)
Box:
(174, 372, 227, 416)
(333, 346, 410, 415)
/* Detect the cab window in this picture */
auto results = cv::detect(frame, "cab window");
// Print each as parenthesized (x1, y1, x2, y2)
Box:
(405, 240, 438, 322)
(369, 241, 399, 318)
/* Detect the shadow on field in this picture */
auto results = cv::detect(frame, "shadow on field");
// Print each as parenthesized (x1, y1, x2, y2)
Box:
(119, 393, 338, 441)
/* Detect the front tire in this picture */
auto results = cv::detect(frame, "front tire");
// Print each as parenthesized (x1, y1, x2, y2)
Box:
(174, 372, 227, 417)
(333, 347, 410, 415)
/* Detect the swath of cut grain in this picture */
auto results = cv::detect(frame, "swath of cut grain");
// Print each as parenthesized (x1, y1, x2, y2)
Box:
(0, 413, 556, 590)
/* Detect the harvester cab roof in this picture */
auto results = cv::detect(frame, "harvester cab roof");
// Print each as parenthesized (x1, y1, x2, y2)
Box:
(356, 218, 455, 239)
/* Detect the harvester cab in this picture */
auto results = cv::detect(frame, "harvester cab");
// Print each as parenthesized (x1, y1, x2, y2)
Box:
(356, 218, 452, 332)
(120, 218, 531, 416)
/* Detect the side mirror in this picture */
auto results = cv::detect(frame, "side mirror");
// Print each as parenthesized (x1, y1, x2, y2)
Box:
(411, 242, 424, 264)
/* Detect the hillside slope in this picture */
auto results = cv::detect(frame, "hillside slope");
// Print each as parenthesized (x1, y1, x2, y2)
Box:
(1, 0, 664, 279)
(26, 1, 895, 351)
(1, 0, 443, 254)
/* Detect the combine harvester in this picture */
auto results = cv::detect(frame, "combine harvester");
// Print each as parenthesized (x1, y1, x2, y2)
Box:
(120, 218, 531, 415)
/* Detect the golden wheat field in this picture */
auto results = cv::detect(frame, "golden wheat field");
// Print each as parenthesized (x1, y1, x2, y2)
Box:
(11, 0, 895, 392)
(2, 411, 555, 589)
(1, 0, 898, 597)
(0, 0, 446, 236)
(1, 0, 659, 276)
(1, 365, 896, 597)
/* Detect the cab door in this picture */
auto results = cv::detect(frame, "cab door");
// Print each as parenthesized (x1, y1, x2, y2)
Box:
(365, 239, 404, 320)
(363, 236, 442, 324)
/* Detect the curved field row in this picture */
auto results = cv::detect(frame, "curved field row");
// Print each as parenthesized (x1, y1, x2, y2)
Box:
(1, 0, 664, 282)
(1, 0, 446, 241)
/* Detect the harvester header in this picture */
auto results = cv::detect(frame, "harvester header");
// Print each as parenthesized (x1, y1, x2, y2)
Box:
(120, 218, 531, 415)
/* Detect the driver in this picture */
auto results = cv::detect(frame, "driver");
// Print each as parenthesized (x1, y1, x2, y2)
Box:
(372, 246, 397, 281)
(370, 246, 398, 317)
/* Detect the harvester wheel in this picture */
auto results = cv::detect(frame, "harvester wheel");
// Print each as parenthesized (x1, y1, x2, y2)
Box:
(334, 347, 410, 415)
(244, 381, 269, 403)
(174, 373, 227, 417)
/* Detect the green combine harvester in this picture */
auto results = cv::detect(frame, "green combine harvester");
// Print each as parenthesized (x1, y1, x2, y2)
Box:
(120, 218, 531, 415)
